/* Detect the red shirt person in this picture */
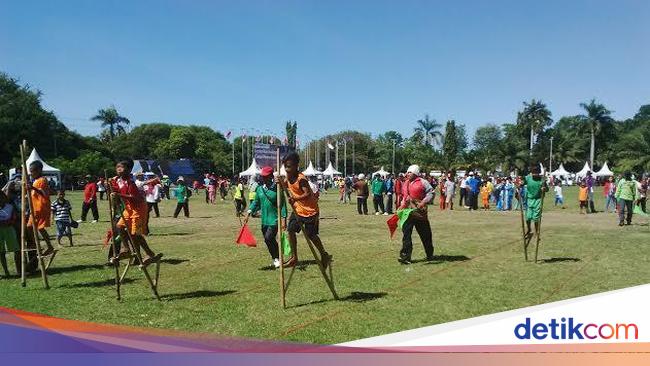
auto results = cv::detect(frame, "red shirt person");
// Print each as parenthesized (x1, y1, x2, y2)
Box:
(81, 175, 99, 222)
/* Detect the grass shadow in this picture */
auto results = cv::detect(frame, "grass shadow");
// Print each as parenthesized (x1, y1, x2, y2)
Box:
(160, 258, 189, 265)
(60, 278, 135, 288)
(161, 290, 236, 301)
(540, 257, 581, 264)
(288, 291, 387, 309)
(149, 232, 192, 237)
(45, 264, 106, 275)
(420, 255, 471, 264)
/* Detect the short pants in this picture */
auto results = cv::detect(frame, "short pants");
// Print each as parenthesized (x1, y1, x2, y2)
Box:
(287, 212, 319, 238)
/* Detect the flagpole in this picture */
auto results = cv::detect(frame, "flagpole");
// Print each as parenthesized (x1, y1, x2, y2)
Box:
(335, 141, 339, 171)
(241, 134, 245, 172)
(344, 139, 347, 176)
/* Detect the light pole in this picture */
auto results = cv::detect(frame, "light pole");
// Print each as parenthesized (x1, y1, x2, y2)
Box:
(392, 140, 396, 174)
(352, 137, 355, 175)
(549, 136, 554, 173)
(343, 138, 347, 176)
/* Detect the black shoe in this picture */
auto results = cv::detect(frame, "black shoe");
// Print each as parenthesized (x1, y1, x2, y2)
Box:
(398, 257, 412, 265)
(426, 256, 435, 262)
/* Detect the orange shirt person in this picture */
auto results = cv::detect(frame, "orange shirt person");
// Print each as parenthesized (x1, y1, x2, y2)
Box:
(26, 160, 56, 256)
(109, 159, 162, 267)
(279, 152, 331, 269)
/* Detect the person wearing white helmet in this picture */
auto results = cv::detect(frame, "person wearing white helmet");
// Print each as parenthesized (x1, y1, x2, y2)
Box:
(397, 164, 435, 264)
(353, 173, 369, 215)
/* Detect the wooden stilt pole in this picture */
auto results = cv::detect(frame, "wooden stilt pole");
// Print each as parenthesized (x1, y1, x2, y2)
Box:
(122, 230, 161, 301)
(276, 148, 287, 308)
(104, 171, 121, 300)
(20, 144, 27, 287)
(517, 185, 528, 261)
(534, 190, 546, 263)
(20, 141, 50, 289)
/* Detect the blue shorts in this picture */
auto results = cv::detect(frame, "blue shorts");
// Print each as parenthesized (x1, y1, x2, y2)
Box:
(56, 220, 72, 237)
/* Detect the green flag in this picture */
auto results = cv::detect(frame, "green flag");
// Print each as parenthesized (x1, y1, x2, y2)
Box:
(396, 208, 416, 229)
(633, 205, 648, 217)
(281, 231, 292, 257)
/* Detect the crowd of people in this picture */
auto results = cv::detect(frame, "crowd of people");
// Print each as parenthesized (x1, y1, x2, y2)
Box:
(0, 156, 648, 277)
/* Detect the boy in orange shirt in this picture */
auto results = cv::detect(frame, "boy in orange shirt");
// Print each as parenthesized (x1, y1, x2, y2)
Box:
(279, 152, 331, 269)
(579, 182, 588, 214)
(110, 159, 162, 267)
(26, 161, 56, 257)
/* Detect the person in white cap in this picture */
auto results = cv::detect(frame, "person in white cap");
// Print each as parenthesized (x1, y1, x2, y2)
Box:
(397, 164, 435, 264)
(353, 173, 369, 215)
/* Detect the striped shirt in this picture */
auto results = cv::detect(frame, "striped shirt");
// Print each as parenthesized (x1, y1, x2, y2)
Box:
(51, 199, 72, 222)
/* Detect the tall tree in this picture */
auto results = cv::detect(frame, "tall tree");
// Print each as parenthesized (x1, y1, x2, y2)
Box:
(91, 105, 131, 140)
(285, 120, 298, 149)
(442, 120, 459, 169)
(579, 99, 614, 169)
(415, 114, 443, 147)
(516, 99, 553, 161)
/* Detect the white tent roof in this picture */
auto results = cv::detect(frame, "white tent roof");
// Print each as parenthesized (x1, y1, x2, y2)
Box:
(239, 159, 261, 177)
(26, 148, 60, 172)
(302, 161, 322, 176)
(322, 162, 342, 176)
(550, 163, 571, 177)
(373, 166, 390, 177)
(595, 162, 614, 177)
(575, 162, 592, 178)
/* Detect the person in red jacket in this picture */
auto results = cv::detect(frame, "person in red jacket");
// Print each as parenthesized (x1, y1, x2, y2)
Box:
(398, 164, 435, 265)
(81, 175, 99, 222)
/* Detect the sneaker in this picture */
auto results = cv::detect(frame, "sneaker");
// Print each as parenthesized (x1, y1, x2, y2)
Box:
(375, 212, 380, 216)
(382, 212, 389, 216)
(398, 257, 412, 265)
(91, 220, 98, 223)
(273, 258, 280, 269)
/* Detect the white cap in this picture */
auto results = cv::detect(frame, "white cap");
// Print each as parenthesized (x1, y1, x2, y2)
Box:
(469, 171, 474, 176)
(406, 164, 420, 175)
(358, 173, 365, 180)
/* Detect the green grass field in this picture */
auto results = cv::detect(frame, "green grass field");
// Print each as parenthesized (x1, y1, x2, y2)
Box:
(0, 186, 648, 344)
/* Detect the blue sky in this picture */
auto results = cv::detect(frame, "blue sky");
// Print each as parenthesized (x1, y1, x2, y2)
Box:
(1, 0, 648, 142)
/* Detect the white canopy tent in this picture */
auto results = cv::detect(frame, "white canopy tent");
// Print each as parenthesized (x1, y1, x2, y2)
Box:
(322, 162, 342, 177)
(550, 163, 571, 178)
(9, 148, 62, 186)
(302, 161, 322, 176)
(575, 162, 592, 179)
(239, 159, 261, 177)
(595, 162, 614, 177)
(373, 166, 390, 177)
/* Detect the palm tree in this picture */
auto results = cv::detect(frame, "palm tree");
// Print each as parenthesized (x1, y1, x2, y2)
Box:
(415, 114, 443, 147)
(91, 106, 131, 140)
(516, 99, 553, 161)
(579, 99, 614, 169)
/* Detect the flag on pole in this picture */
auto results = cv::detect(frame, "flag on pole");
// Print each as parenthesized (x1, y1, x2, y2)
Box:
(236, 224, 257, 247)
(327, 142, 334, 150)
(281, 231, 292, 256)
(386, 214, 399, 238)
(225, 130, 232, 139)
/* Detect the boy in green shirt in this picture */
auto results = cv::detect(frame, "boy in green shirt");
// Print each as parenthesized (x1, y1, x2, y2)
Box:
(173, 177, 190, 218)
(246, 167, 287, 268)
(615, 172, 637, 226)
(371, 174, 386, 215)
(521, 165, 547, 246)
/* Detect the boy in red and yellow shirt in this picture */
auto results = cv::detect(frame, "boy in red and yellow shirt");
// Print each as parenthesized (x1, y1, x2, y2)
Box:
(110, 160, 162, 267)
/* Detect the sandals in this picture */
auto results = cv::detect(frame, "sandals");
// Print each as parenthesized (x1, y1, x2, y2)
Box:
(141, 253, 163, 268)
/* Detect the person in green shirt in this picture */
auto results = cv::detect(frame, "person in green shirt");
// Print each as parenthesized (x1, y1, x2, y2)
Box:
(371, 174, 386, 215)
(173, 177, 190, 218)
(614, 171, 638, 226)
(245, 167, 287, 268)
(520, 165, 547, 246)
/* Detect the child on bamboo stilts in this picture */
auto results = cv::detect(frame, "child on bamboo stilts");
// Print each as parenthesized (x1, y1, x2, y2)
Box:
(109, 159, 162, 267)
(26, 161, 56, 257)
(520, 165, 547, 246)
(279, 152, 332, 268)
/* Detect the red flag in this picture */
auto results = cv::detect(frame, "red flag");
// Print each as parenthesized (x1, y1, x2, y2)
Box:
(236, 223, 257, 247)
(386, 214, 398, 239)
